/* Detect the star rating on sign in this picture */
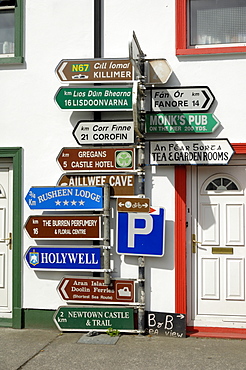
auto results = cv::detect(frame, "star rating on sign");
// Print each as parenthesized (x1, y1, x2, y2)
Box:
(54, 199, 85, 206)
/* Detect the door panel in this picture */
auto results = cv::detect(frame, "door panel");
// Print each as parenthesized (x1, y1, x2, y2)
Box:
(194, 166, 246, 322)
(0, 166, 12, 314)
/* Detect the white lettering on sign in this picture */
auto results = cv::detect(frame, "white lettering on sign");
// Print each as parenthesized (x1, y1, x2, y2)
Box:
(128, 213, 153, 248)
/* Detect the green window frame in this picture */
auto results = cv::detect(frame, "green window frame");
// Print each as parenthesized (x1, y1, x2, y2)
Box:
(0, 0, 23, 65)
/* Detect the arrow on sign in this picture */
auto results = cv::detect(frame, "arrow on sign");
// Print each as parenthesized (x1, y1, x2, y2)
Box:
(60, 279, 69, 299)
(57, 62, 68, 81)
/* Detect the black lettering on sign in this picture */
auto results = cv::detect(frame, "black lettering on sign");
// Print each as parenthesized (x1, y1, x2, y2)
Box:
(145, 311, 186, 338)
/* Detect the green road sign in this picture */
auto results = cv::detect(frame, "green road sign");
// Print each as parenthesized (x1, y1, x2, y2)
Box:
(54, 306, 135, 332)
(145, 113, 220, 134)
(55, 86, 133, 111)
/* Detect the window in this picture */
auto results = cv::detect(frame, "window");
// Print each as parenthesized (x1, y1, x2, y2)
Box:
(0, 0, 23, 64)
(201, 174, 243, 195)
(176, 0, 246, 55)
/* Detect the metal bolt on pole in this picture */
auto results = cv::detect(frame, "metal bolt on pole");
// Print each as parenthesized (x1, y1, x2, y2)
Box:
(103, 183, 111, 285)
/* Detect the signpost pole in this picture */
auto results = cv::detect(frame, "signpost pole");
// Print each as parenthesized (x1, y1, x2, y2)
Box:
(103, 183, 111, 285)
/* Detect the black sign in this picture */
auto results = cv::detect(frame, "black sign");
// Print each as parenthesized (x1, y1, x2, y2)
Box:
(145, 311, 186, 338)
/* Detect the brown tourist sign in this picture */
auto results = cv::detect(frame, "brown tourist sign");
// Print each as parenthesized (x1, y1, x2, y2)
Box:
(57, 174, 135, 196)
(57, 147, 135, 172)
(117, 197, 150, 212)
(57, 277, 135, 304)
(55, 58, 134, 83)
(24, 215, 101, 240)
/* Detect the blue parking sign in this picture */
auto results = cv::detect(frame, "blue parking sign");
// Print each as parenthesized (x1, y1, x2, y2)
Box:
(117, 207, 165, 257)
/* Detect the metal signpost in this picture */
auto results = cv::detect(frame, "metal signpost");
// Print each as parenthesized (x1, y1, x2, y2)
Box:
(117, 197, 150, 213)
(25, 186, 103, 210)
(25, 246, 101, 271)
(145, 113, 220, 134)
(24, 215, 101, 240)
(57, 174, 135, 196)
(55, 58, 134, 83)
(117, 207, 166, 257)
(150, 139, 234, 165)
(73, 121, 134, 145)
(146, 86, 215, 112)
(55, 86, 133, 111)
(56, 147, 135, 172)
(57, 277, 135, 304)
(54, 306, 135, 332)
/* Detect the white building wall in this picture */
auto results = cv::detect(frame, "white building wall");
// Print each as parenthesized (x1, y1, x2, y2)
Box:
(0, 0, 245, 312)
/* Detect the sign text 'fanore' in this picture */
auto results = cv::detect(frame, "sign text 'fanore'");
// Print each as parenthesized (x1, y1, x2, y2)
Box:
(24, 215, 101, 240)
(25, 186, 103, 210)
(54, 306, 134, 332)
(57, 174, 135, 196)
(150, 140, 234, 165)
(25, 247, 101, 270)
(57, 147, 135, 172)
(146, 86, 214, 112)
(55, 86, 133, 111)
(55, 58, 134, 83)
(57, 277, 135, 304)
(145, 113, 220, 133)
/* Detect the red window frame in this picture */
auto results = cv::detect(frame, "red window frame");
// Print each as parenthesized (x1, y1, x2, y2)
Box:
(176, 0, 246, 55)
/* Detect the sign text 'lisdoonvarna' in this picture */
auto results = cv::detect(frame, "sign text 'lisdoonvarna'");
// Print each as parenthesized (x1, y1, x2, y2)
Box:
(145, 113, 220, 134)
(57, 147, 135, 172)
(150, 140, 234, 165)
(25, 186, 103, 210)
(55, 86, 133, 111)
(57, 277, 135, 304)
(55, 58, 134, 83)
(146, 86, 214, 112)
(54, 306, 135, 332)
(58, 174, 135, 196)
(25, 215, 101, 240)
(73, 121, 134, 145)
(25, 247, 101, 270)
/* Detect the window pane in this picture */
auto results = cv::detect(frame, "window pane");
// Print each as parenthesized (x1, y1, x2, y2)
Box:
(0, 10, 14, 54)
(190, 0, 246, 45)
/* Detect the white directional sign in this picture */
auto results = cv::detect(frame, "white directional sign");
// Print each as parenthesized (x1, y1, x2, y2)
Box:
(73, 121, 134, 145)
(146, 86, 215, 112)
(150, 140, 234, 165)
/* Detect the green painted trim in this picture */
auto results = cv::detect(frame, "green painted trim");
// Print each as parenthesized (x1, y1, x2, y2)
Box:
(0, 318, 12, 327)
(0, 0, 24, 65)
(0, 148, 22, 328)
(0, 57, 24, 65)
(24, 309, 57, 330)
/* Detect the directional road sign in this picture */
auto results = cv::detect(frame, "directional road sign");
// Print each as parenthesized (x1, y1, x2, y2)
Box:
(25, 186, 103, 210)
(150, 139, 234, 165)
(73, 121, 134, 145)
(57, 174, 135, 196)
(55, 58, 134, 83)
(117, 207, 166, 257)
(55, 86, 133, 111)
(57, 277, 135, 304)
(54, 306, 135, 332)
(57, 147, 135, 172)
(24, 215, 101, 240)
(25, 247, 101, 270)
(146, 59, 172, 84)
(145, 113, 220, 134)
(129, 31, 145, 78)
(117, 197, 150, 213)
(146, 86, 215, 112)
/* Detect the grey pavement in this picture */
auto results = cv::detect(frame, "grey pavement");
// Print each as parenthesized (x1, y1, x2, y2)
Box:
(0, 328, 246, 370)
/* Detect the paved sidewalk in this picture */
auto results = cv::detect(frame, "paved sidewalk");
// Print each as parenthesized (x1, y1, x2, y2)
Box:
(0, 328, 246, 370)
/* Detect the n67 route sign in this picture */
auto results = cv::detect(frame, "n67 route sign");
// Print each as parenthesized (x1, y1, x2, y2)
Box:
(146, 86, 215, 112)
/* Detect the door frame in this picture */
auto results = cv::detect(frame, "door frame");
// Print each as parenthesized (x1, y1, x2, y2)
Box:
(175, 143, 246, 335)
(0, 148, 22, 328)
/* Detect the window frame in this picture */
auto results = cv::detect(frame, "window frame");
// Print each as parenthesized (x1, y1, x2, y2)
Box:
(176, 0, 246, 55)
(0, 0, 23, 65)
